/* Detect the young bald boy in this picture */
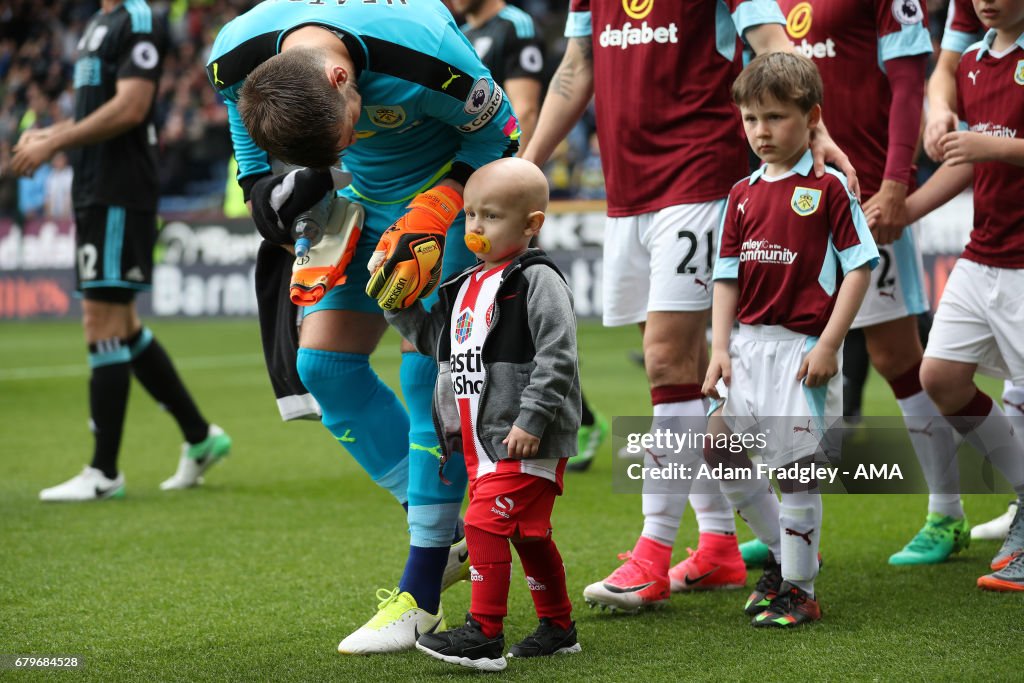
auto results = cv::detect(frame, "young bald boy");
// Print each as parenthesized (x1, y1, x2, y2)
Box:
(385, 158, 582, 671)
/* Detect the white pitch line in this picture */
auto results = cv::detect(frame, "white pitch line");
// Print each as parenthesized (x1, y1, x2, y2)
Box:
(0, 353, 264, 381)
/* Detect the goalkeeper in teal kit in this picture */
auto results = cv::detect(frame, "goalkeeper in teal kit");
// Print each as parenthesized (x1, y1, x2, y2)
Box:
(207, 0, 520, 654)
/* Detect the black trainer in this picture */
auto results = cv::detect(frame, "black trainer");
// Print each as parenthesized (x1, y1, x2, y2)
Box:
(751, 581, 821, 628)
(744, 554, 783, 616)
(416, 614, 506, 672)
(508, 618, 582, 658)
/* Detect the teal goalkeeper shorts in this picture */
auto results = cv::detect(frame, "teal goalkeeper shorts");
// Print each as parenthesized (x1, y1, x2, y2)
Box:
(303, 186, 475, 316)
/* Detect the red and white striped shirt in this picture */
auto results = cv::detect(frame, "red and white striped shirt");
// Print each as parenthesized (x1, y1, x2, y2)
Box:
(450, 263, 566, 488)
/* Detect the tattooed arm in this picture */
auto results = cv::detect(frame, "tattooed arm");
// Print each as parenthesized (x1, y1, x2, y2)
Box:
(520, 36, 594, 167)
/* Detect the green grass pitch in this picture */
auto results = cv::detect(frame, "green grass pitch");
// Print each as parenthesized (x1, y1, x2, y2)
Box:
(0, 319, 1020, 681)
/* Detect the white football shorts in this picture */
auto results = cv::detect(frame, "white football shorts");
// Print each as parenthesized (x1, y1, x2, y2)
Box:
(720, 324, 843, 468)
(851, 222, 929, 329)
(602, 200, 725, 327)
(924, 259, 1024, 384)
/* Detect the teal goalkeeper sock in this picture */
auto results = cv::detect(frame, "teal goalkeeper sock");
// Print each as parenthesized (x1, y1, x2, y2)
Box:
(297, 348, 409, 503)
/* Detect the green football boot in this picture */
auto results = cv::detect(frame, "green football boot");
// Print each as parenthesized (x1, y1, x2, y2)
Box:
(739, 538, 771, 568)
(568, 413, 609, 472)
(888, 514, 970, 565)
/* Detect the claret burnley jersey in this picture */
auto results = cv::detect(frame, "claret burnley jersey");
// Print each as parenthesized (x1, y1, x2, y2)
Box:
(565, 0, 784, 217)
(956, 31, 1024, 268)
(714, 151, 879, 337)
(941, 0, 984, 53)
(775, 0, 932, 198)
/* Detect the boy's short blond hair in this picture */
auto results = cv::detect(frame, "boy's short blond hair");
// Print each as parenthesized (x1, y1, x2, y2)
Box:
(732, 52, 823, 113)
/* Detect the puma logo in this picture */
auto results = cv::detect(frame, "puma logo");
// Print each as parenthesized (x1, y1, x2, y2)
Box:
(908, 420, 934, 438)
(441, 67, 461, 91)
(645, 447, 666, 468)
(1004, 398, 1024, 413)
(336, 429, 356, 444)
(212, 62, 224, 86)
(737, 197, 749, 215)
(694, 278, 709, 293)
(411, 442, 442, 459)
(967, 70, 979, 85)
(793, 420, 813, 434)
(879, 289, 896, 300)
(785, 527, 814, 546)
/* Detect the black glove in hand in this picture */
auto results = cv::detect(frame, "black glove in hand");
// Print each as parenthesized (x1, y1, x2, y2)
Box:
(250, 168, 334, 244)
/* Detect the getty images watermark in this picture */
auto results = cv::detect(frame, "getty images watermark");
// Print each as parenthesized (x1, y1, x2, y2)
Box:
(610, 416, 1023, 495)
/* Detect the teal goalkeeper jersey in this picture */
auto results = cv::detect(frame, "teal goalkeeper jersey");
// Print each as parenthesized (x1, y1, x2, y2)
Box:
(206, 0, 520, 203)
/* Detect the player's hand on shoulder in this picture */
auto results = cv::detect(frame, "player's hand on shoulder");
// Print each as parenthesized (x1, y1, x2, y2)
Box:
(797, 344, 838, 389)
(810, 126, 860, 200)
(504, 425, 540, 459)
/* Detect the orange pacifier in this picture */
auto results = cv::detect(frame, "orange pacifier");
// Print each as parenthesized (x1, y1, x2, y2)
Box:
(464, 233, 491, 254)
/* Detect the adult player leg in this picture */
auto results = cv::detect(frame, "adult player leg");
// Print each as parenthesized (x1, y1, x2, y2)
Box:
(41, 205, 229, 502)
(854, 234, 968, 565)
(331, 197, 469, 653)
(919, 260, 1024, 590)
(581, 204, 743, 613)
(973, 380, 1024, 542)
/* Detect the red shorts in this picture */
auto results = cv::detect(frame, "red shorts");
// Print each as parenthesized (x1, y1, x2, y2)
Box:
(464, 472, 559, 539)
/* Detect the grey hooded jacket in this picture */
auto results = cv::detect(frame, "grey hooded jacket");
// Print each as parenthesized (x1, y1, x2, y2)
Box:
(385, 249, 582, 476)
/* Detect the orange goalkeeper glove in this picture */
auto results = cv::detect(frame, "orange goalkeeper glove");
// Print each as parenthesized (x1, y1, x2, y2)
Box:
(365, 185, 463, 310)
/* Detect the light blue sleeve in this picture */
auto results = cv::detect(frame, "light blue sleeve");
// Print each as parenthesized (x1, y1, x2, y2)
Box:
(825, 170, 880, 274)
(712, 196, 739, 281)
(940, 0, 984, 53)
(565, 10, 592, 39)
(878, 23, 933, 62)
(732, 0, 786, 37)
(226, 96, 271, 183)
(940, 29, 980, 53)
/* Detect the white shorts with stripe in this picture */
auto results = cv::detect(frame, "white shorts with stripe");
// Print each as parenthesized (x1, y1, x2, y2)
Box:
(924, 259, 1024, 384)
(601, 200, 724, 326)
(851, 222, 929, 329)
(720, 324, 843, 468)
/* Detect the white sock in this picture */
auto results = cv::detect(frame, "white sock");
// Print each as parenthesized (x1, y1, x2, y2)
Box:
(1003, 384, 1024, 450)
(691, 491, 737, 535)
(897, 390, 964, 518)
(1003, 383, 1024, 417)
(641, 492, 689, 546)
(960, 401, 1024, 497)
(639, 402, 703, 545)
(779, 490, 822, 596)
(719, 479, 782, 560)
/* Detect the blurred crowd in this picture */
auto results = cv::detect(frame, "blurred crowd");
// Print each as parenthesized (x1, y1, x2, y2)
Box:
(0, 0, 957, 222)
(0, 0, 251, 221)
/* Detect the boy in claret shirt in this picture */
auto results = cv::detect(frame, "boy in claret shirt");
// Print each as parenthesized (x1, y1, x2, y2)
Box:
(703, 52, 878, 628)
(385, 157, 582, 670)
(900, 0, 1024, 592)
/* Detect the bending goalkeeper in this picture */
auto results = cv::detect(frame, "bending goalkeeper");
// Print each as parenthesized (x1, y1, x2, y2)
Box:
(207, 0, 520, 655)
